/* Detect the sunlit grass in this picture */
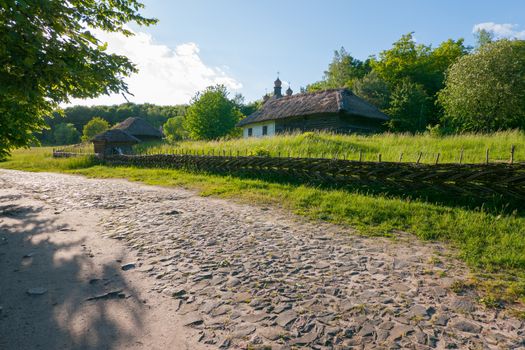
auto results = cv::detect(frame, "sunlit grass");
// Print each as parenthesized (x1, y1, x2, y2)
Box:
(136, 130, 525, 164)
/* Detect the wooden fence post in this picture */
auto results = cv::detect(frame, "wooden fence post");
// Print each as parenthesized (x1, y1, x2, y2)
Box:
(486, 148, 489, 165)
(510, 145, 515, 164)
(359, 150, 363, 162)
(416, 152, 422, 164)
(459, 148, 464, 164)
(435, 153, 440, 165)
(378, 153, 382, 162)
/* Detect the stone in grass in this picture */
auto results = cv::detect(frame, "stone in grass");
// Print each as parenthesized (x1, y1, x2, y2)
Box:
(453, 320, 482, 334)
(388, 325, 414, 341)
(433, 313, 450, 326)
(121, 263, 136, 271)
(183, 312, 204, 327)
(275, 310, 297, 328)
(406, 304, 430, 320)
(171, 287, 187, 299)
(27, 287, 47, 296)
(258, 327, 285, 341)
(232, 324, 256, 339)
(292, 330, 319, 345)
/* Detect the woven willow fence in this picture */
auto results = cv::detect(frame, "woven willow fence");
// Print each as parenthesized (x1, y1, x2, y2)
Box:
(95, 153, 525, 200)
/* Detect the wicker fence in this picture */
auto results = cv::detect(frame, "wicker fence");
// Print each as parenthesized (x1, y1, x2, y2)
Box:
(95, 153, 525, 200)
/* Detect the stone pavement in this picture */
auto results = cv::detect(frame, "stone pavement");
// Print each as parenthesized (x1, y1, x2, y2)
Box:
(1, 170, 523, 349)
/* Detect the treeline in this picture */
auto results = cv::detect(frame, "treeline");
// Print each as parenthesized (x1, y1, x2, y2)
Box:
(44, 30, 525, 146)
(307, 31, 525, 133)
(38, 103, 187, 145)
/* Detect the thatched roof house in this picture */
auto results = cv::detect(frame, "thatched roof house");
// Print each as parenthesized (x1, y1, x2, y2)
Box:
(91, 129, 140, 156)
(113, 117, 163, 141)
(237, 78, 389, 137)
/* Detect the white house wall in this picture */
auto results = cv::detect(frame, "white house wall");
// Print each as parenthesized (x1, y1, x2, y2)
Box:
(242, 121, 275, 138)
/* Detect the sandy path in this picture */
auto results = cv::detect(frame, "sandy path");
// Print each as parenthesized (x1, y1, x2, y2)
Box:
(0, 169, 523, 349)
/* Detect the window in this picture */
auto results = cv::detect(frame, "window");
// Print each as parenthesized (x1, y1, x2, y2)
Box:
(262, 125, 268, 136)
(248, 128, 253, 136)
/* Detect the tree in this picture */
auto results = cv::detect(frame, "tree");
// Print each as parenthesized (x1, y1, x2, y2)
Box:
(370, 33, 468, 125)
(475, 29, 494, 48)
(386, 79, 430, 132)
(0, 1, 157, 158)
(371, 33, 468, 97)
(438, 40, 525, 132)
(82, 117, 110, 142)
(184, 85, 242, 140)
(353, 72, 391, 110)
(306, 47, 370, 92)
(163, 116, 187, 142)
(53, 123, 80, 145)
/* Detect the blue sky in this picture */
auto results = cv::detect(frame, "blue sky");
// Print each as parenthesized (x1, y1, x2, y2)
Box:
(72, 0, 525, 106)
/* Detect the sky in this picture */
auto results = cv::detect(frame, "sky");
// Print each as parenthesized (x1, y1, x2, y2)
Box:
(70, 0, 525, 106)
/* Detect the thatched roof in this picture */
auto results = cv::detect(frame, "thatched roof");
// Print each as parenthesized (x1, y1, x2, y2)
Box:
(91, 129, 140, 143)
(113, 117, 163, 138)
(237, 88, 389, 127)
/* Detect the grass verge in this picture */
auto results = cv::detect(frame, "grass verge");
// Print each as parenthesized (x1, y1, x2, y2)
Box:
(2, 147, 524, 311)
(136, 130, 525, 164)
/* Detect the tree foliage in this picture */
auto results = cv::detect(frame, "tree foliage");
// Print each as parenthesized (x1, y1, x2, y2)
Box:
(82, 117, 110, 142)
(438, 40, 525, 132)
(37, 103, 186, 145)
(308, 34, 469, 132)
(386, 79, 429, 132)
(163, 116, 187, 142)
(475, 29, 494, 48)
(0, 0, 156, 158)
(353, 72, 391, 110)
(306, 47, 370, 92)
(53, 123, 80, 145)
(184, 85, 242, 140)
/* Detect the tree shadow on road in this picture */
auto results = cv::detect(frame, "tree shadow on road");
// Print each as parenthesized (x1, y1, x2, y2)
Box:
(0, 196, 144, 350)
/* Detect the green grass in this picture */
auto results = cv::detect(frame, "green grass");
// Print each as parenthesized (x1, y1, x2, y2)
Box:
(136, 130, 525, 164)
(2, 144, 525, 309)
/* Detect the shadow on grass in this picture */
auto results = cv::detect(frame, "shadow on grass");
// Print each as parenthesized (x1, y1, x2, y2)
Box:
(0, 195, 144, 350)
(142, 164, 523, 217)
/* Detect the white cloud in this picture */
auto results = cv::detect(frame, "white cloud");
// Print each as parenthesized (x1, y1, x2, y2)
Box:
(472, 22, 525, 40)
(68, 28, 242, 106)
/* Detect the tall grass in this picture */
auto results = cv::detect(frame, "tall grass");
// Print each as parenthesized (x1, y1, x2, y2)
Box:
(137, 130, 525, 164)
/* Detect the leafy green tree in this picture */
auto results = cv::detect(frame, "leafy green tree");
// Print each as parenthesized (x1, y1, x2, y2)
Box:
(438, 40, 525, 132)
(306, 47, 370, 92)
(53, 123, 80, 145)
(475, 29, 494, 48)
(386, 79, 429, 132)
(184, 85, 242, 140)
(371, 33, 468, 97)
(82, 117, 110, 141)
(163, 116, 187, 142)
(0, 0, 156, 158)
(353, 72, 391, 110)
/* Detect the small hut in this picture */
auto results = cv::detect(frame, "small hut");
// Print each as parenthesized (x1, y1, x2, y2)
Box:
(91, 129, 140, 157)
(113, 117, 163, 141)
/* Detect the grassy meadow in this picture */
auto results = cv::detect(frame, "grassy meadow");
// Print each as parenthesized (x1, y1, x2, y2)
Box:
(136, 130, 525, 164)
(2, 132, 525, 310)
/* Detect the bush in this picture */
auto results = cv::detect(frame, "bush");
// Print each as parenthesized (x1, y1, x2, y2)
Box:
(81, 117, 110, 142)
(438, 40, 525, 132)
(184, 85, 243, 140)
(53, 123, 80, 145)
(163, 116, 187, 142)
